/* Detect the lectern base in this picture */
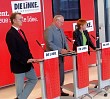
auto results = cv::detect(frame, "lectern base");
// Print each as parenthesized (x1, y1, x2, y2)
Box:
(60, 96, 74, 99)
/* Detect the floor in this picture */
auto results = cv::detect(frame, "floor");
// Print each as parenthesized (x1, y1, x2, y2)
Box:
(0, 66, 110, 99)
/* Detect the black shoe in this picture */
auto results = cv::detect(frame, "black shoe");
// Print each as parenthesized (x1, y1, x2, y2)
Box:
(14, 98, 18, 99)
(94, 85, 98, 88)
(61, 92, 69, 96)
(73, 94, 74, 97)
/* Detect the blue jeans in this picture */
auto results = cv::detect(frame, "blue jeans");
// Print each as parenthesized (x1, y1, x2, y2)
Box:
(14, 68, 38, 99)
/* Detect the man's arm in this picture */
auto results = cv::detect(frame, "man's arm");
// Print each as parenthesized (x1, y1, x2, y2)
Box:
(44, 29, 62, 53)
(6, 32, 31, 64)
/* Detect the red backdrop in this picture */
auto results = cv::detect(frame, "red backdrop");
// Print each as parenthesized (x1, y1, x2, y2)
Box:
(0, 0, 44, 86)
(44, 0, 96, 71)
(0, 0, 96, 87)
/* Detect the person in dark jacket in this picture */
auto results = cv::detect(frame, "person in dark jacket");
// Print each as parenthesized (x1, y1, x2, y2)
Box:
(6, 13, 38, 99)
(73, 19, 96, 54)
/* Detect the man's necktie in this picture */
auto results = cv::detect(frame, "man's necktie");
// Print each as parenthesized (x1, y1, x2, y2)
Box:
(18, 29, 26, 41)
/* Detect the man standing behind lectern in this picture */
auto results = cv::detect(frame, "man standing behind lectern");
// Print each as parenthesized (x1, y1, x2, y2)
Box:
(6, 13, 38, 99)
(44, 15, 71, 96)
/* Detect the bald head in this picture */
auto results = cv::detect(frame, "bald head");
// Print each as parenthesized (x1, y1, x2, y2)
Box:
(54, 15, 64, 21)
(53, 15, 64, 28)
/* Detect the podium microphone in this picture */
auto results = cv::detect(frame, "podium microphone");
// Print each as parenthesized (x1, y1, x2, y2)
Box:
(91, 35, 99, 41)
(66, 36, 72, 42)
(66, 36, 75, 43)
(91, 35, 95, 39)
(36, 40, 45, 51)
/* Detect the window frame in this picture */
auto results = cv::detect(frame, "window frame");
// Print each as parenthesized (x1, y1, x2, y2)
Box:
(52, 0, 81, 21)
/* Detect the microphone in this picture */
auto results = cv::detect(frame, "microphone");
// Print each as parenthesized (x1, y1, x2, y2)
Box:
(36, 40, 45, 51)
(66, 36, 75, 43)
(91, 35, 95, 39)
(66, 36, 72, 42)
(36, 40, 42, 47)
(91, 35, 99, 41)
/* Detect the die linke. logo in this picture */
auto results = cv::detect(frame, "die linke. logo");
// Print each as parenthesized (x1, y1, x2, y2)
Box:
(11, 0, 41, 14)
(73, 20, 94, 32)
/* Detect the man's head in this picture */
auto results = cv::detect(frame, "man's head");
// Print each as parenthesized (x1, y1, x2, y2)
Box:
(53, 15, 64, 28)
(10, 12, 23, 28)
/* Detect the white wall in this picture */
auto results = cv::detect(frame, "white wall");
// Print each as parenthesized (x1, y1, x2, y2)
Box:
(97, 0, 106, 43)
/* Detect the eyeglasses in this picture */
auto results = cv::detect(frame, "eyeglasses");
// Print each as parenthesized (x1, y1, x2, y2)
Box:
(58, 20, 64, 24)
(15, 18, 23, 21)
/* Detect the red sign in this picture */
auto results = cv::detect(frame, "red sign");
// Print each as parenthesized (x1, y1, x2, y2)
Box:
(0, 0, 44, 86)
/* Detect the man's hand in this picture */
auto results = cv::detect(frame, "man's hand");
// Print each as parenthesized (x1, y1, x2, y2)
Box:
(67, 49, 73, 52)
(61, 49, 68, 54)
(27, 59, 38, 63)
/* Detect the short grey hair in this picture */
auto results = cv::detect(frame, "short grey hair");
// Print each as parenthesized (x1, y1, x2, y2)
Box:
(54, 15, 64, 20)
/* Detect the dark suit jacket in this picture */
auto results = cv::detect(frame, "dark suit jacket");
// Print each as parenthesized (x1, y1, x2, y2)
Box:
(6, 27, 33, 73)
(73, 29, 96, 54)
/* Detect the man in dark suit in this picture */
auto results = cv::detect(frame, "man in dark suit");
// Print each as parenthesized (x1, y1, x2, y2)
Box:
(44, 15, 71, 96)
(6, 13, 38, 99)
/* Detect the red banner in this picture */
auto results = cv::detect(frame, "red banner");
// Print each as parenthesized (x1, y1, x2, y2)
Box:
(44, 58, 60, 99)
(0, 0, 44, 86)
(102, 48, 110, 80)
(77, 52, 89, 88)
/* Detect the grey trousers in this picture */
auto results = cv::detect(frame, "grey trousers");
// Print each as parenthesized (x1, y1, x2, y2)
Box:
(14, 68, 38, 99)
(59, 56, 64, 87)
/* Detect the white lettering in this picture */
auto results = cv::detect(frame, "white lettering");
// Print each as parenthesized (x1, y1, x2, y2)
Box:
(0, 18, 9, 23)
(0, 11, 9, 16)
(14, 2, 38, 10)
(11, 0, 41, 14)
(27, 16, 38, 22)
